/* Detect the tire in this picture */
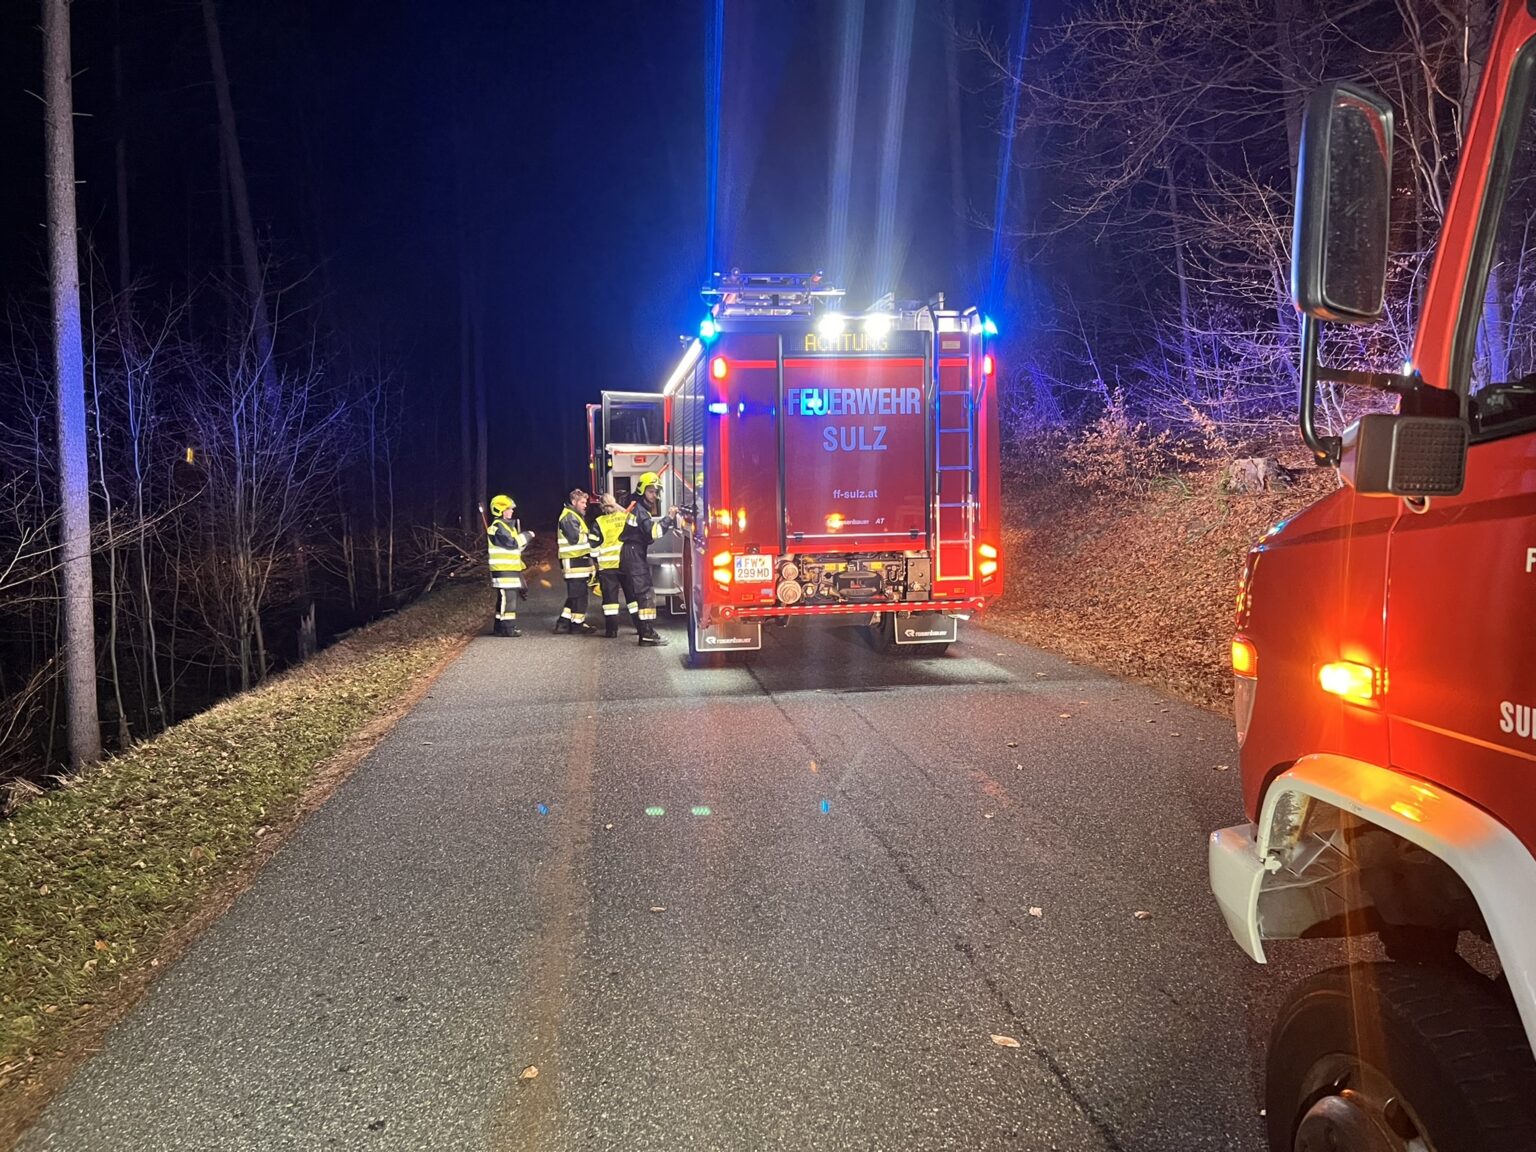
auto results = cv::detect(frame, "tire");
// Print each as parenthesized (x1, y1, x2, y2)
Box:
(1266, 962, 1536, 1152)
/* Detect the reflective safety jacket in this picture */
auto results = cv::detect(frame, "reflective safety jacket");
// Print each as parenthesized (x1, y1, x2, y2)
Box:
(619, 500, 676, 580)
(487, 517, 531, 588)
(558, 505, 596, 578)
(594, 510, 627, 571)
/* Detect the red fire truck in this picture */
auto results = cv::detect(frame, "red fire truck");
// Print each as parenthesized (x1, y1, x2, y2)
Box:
(587, 272, 1003, 663)
(1207, 6, 1536, 1148)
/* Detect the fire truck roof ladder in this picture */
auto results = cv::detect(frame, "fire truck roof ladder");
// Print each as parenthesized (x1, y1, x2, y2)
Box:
(702, 271, 845, 318)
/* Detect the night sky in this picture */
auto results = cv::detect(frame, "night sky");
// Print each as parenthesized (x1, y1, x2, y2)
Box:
(1, 0, 1031, 512)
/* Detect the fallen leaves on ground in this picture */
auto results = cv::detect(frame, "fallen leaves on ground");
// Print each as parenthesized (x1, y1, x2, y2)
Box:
(649, 906, 666, 913)
(985, 463, 1331, 710)
(1028, 907, 1043, 918)
(1133, 910, 1152, 920)
(519, 1065, 539, 1081)
(990, 1034, 1021, 1048)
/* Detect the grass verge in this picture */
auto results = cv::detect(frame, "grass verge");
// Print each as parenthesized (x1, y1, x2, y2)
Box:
(0, 580, 485, 1140)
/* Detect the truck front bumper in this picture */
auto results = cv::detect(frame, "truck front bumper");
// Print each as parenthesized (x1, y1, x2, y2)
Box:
(1208, 822, 1267, 963)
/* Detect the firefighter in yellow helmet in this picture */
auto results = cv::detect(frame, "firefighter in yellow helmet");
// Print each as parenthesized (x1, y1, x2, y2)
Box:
(554, 489, 598, 634)
(486, 494, 533, 637)
(619, 471, 678, 646)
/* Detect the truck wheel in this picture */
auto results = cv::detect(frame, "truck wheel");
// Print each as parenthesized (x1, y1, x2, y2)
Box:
(1379, 925, 1459, 966)
(1266, 962, 1536, 1152)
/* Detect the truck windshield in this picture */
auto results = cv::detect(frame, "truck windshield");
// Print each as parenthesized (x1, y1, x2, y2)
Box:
(1469, 56, 1536, 441)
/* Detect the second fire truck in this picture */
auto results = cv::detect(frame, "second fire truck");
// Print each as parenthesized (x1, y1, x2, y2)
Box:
(586, 272, 1004, 663)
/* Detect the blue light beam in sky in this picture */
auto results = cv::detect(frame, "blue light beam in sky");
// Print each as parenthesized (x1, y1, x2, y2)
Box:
(873, 0, 917, 299)
(703, 0, 725, 280)
(988, 0, 1034, 313)
(827, 0, 865, 284)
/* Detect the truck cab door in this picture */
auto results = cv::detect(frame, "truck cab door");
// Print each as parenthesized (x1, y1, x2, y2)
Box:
(1385, 39, 1536, 851)
(1384, 434, 1536, 850)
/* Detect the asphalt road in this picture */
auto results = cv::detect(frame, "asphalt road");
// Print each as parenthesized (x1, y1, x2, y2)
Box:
(20, 584, 1329, 1151)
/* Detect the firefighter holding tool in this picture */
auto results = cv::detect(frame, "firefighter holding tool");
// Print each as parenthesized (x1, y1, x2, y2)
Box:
(554, 489, 598, 634)
(620, 471, 677, 647)
(593, 493, 629, 638)
(486, 494, 533, 637)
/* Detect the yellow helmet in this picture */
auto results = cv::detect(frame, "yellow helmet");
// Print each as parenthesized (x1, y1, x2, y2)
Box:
(636, 471, 662, 496)
(489, 494, 514, 516)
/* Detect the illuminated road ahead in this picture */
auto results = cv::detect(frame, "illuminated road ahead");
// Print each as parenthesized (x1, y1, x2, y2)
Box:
(21, 586, 1325, 1151)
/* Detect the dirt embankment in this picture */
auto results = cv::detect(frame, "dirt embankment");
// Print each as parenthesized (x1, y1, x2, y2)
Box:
(985, 461, 1333, 711)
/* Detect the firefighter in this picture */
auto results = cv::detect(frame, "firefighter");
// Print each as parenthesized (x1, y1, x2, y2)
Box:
(593, 493, 629, 638)
(486, 494, 533, 637)
(554, 489, 598, 634)
(620, 471, 678, 646)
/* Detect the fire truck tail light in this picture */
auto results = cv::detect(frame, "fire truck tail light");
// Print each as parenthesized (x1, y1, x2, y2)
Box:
(1231, 637, 1257, 678)
(1319, 660, 1377, 702)
(712, 509, 732, 530)
(978, 544, 1000, 580)
(982, 354, 995, 377)
(712, 549, 733, 588)
(711, 356, 729, 380)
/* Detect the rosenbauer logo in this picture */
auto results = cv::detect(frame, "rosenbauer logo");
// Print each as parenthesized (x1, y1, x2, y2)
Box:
(903, 627, 951, 640)
(703, 633, 756, 648)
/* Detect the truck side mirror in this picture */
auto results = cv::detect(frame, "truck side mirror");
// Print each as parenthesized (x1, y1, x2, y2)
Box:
(1338, 414, 1468, 498)
(1292, 83, 1393, 322)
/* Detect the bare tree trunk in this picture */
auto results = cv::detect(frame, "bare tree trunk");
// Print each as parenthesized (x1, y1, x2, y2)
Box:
(43, 0, 102, 769)
(113, 0, 130, 292)
(201, 0, 275, 385)
(451, 91, 479, 538)
(367, 390, 382, 600)
(458, 276, 474, 536)
(87, 275, 130, 747)
(472, 302, 487, 511)
(1164, 166, 1199, 398)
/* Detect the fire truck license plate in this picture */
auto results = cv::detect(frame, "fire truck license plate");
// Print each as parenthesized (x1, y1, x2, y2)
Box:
(734, 555, 774, 583)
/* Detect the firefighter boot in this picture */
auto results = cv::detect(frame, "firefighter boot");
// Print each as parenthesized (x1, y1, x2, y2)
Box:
(553, 616, 571, 635)
(638, 627, 669, 647)
(603, 620, 618, 638)
(576, 621, 597, 635)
